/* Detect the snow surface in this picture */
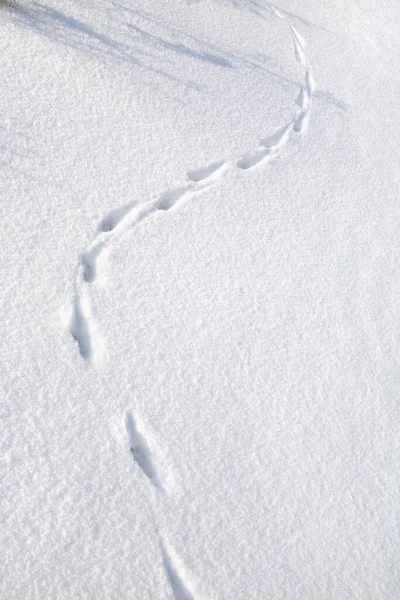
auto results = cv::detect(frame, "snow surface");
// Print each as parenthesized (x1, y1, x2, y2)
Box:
(1, 0, 399, 598)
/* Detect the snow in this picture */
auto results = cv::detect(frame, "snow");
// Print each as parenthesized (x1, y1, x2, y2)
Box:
(1, 0, 399, 598)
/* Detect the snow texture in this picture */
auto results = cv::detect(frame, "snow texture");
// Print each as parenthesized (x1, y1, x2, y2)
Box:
(1, 0, 399, 598)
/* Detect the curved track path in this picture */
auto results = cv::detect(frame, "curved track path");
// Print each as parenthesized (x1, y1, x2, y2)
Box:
(69, 5, 314, 364)
(67, 6, 315, 597)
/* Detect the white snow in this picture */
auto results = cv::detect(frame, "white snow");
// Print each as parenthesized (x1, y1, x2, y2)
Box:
(1, 0, 399, 598)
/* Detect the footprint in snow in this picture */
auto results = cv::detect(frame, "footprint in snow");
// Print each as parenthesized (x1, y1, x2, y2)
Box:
(99, 201, 137, 233)
(161, 542, 200, 600)
(125, 410, 162, 490)
(188, 160, 227, 183)
(261, 122, 292, 149)
(69, 295, 93, 360)
(237, 148, 270, 170)
(157, 187, 191, 211)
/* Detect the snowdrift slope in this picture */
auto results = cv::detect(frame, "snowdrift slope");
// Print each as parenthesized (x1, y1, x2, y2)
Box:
(1, 0, 399, 598)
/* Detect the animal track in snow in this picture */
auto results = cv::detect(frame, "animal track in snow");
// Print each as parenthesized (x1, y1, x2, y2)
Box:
(69, 293, 93, 361)
(125, 410, 161, 490)
(123, 412, 201, 597)
(305, 69, 315, 95)
(292, 32, 307, 67)
(294, 109, 308, 133)
(188, 160, 227, 183)
(99, 201, 137, 232)
(237, 148, 270, 170)
(81, 244, 104, 284)
(295, 87, 308, 109)
(261, 122, 292, 149)
(157, 186, 192, 211)
(68, 3, 314, 369)
(161, 542, 200, 600)
(68, 7, 315, 599)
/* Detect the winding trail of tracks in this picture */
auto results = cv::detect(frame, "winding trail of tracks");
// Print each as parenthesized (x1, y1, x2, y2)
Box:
(69, 6, 314, 365)
(68, 7, 315, 598)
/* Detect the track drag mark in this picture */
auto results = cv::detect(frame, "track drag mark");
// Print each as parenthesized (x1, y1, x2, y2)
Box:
(125, 411, 161, 489)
